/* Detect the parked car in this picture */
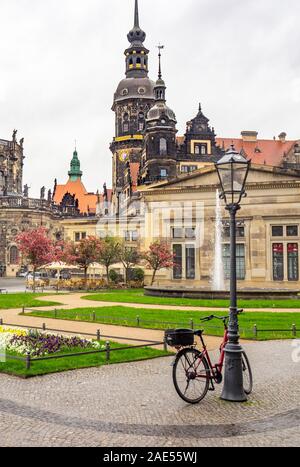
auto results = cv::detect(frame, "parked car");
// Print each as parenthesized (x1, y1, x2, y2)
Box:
(27, 272, 49, 281)
(54, 270, 72, 280)
(17, 271, 28, 278)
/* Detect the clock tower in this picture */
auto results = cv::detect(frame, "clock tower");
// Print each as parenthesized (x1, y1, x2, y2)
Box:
(110, 0, 155, 200)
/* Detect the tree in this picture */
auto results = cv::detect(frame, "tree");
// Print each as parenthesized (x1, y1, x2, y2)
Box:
(16, 227, 60, 292)
(97, 237, 121, 284)
(63, 236, 103, 289)
(144, 241, 175, 286)
(118, 242, 141, 285)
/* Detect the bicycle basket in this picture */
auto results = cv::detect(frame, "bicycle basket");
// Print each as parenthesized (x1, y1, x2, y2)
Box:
(165, 329, 194, 347)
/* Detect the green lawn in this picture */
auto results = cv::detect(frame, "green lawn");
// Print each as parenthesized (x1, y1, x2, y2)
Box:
(0, 293, 63, 310)
(27, 306, 300, 340)
(0, 340, 169, 377)
(82, 289, 300, 309)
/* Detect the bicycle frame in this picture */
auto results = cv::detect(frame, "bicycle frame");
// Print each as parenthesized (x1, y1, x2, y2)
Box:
(193, 324, 229, 384)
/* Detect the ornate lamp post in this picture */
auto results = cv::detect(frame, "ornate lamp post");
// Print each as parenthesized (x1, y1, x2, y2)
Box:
(215, 145, 251, 402)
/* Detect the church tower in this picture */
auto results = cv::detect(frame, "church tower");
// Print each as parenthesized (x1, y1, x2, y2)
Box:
(0, 130, 24, 197)
(110, 0, 155, 197)
(139, 47, 178, 184)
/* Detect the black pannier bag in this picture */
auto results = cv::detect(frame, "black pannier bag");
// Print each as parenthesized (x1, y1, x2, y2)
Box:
(165, 329, 194, 347)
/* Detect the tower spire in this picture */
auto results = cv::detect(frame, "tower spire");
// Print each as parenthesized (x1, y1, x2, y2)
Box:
(68, 146, 83, 181)
(157, 44, 164, 80)
(134, 0, 140, 27)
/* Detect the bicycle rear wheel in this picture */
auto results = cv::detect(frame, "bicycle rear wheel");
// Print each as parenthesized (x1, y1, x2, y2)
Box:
(242, 351, 253, 395)
(173, 348, 210, 404)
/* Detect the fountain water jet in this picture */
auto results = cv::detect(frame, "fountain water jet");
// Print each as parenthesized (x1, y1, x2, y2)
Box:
(213, 189, 225, 291)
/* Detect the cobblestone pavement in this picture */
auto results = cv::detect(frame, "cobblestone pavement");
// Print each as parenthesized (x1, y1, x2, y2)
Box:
(0, 340, 299, 447)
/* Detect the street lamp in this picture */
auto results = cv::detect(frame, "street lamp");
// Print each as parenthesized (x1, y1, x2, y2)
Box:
(215, 145, 251, 402)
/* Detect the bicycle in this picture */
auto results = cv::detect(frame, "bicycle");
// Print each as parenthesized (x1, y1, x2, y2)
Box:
(165, 311, 253, 404)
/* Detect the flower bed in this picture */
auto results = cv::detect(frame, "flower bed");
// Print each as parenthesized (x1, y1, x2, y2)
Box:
(0, 326, 101, 357)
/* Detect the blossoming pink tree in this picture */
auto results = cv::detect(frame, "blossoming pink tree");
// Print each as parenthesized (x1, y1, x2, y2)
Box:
(16, 227, 61, 292)
(144, 241, 175, 286)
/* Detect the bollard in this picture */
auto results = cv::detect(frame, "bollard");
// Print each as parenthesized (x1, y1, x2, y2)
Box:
(253, 324, 258, 339)
(54, 309, 57, 319)
(292, 324, 296, 338)
(93, 311, 96, 322)
(26, 352, 31, 370)
(136, 316, 140, 327)
(97, 329, 101, 341)
(106, 341, 111, 362)
(42, 323, 46, 331)
(0, 318, 2, 326)
(163, 337, 168, 352)
(22, 307, 25, 315)
(190, 319, 194, 330)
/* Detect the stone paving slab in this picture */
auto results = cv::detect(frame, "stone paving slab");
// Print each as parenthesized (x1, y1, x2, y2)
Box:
(0, 340, 299, 447)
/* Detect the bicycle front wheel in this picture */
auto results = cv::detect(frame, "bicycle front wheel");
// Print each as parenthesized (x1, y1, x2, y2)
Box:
(242, 351, 253, 395)
(173, 348, 210, 404)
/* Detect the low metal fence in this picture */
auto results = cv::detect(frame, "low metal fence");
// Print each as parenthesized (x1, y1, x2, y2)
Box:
(0, 318, 167, 371)
(21, 307, 300, 340)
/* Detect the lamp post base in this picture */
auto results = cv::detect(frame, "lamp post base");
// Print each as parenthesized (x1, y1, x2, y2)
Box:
(220, 343, 248, 402)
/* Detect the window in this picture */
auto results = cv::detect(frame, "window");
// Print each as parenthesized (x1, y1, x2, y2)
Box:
(123, 113, 129, 133)
(124, 231, 138, 242)
(224, 226, 245, 238)
(181, 165, 198, 173)
(81, 232, 87, 240)
(223, 244, 246, 280)
(75, 232, 80, 242)
(272, 226, 283, 237)
(272, 243, 284, 281)
(201, 144, 207, 155)
(160, 168, 168, 178)
(138, 112, 144, 131)
(132, 231, 138, 242)
(185, 228, 196, 239)
(172, 228, 183, 239)
(186, 245, 196, 279)
(159, 138, 167, 155)
(173, 245, 182, 279)
(288, 244, 299, 281)
(195, 145, 200, 155)
(287, 225, 298, 237)
(10, 246, 19, 265)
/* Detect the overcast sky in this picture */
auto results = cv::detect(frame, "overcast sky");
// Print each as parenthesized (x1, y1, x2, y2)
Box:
(0, 0, 299, 196)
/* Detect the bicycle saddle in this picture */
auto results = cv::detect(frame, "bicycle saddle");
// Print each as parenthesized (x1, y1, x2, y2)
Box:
(194, 330, 203, 337)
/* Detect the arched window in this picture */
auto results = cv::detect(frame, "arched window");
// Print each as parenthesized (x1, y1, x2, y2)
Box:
(138, 112, 144, 131)
(201, 144, 207, 155)
(195, 145, 200, 155)
(159, 138, 167, 156)
(136, 57, 141, 64)
(10, 246, 19, 265)
(129, 58, 133, 66)
(123, 113, 129, 133)
(0, 171, 4, 194)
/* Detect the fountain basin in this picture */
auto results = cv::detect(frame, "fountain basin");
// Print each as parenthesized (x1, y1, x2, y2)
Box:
(144, 286, 300, 300)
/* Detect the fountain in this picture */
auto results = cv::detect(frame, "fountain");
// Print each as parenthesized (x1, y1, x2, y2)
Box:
(212, 189, 225, 291)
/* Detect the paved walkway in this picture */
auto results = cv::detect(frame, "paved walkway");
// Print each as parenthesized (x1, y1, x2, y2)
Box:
(0, 340, 299, 447)
(42, 292, 300, 313)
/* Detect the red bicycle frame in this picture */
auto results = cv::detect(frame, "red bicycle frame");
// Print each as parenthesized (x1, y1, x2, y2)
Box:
(195, 325, 229, 383)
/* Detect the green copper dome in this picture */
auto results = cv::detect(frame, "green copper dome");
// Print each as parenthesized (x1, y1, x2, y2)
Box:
(68, 149, 82, 181)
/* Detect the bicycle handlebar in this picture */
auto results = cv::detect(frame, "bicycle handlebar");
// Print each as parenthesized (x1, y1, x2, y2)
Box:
(200, 309, 243, 323)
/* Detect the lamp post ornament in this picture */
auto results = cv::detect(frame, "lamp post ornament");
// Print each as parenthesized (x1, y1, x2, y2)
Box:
(215, 145, 251, 402)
